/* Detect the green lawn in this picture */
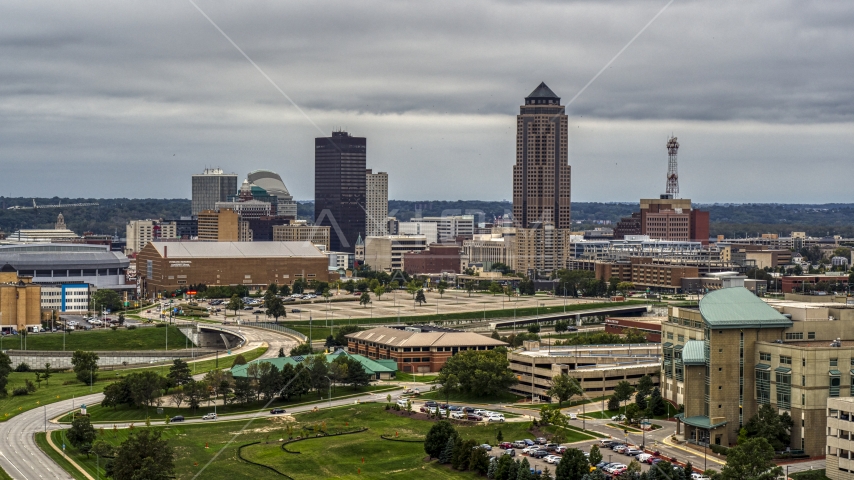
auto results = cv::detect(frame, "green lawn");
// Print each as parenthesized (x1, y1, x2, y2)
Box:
(44, 402, 598, 480)
(35, 432, 89, 480)
(790, 470, 830, 480)
(581, 410, 618, 420)
(59, 385, 399, 423)
(0, 466, 11, 480)
(418, 390, 522, 405)
(607, 422, 642, 433)
(8, 326, 186, 352)
(0, 346, 267, 422)
(391, 371, 440, 383)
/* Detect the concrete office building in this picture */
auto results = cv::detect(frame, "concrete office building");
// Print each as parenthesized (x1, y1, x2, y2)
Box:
(0, 265, 43, 333)
(315, 131, 366, 252)
(463, 234, 513, 269)
(508, 343, 661, 402)
(364, 235, 427, 272)
(136, 241, 333, 295)
(197, 209, 240, 242)
(420, 215, 475, 242)
(365, 169, 388, 237)
(665, 282, 854, 456)
(397, 221, 439, 246)
(246, 169, 297, 218)
(40, 284, 90, 313)
(512, 83, 571, 275)
(126, 220, 178, 255)
(191, 168, 238, 215)
(272, 223, 331, 251)
(215, 199, 272, 219)
(346, 325, 506, 373)
(0, 244, 131, 291)
(827, 397, 854, 480)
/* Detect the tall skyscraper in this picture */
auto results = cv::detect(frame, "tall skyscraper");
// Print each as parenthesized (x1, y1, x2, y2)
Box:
(512, 83, 572, 275)
(513, 82, 571, 228)
(365, 169, 388, 237)
(191, 168, 238, 215)
(315, 131, 366, 252)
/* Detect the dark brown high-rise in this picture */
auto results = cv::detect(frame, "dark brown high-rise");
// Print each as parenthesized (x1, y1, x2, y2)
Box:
(513, 82, 571, 228)
(315, 131, 366, 252)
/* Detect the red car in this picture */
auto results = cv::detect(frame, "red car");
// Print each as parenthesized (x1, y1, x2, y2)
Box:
(499, 442, 513, 449)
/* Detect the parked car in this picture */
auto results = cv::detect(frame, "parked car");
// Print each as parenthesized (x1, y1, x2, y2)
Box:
(523, 439, 535, 446)
(396, 399, 410, 408)
(611, 414, 626, 421)
(291, 309, 301, 313)
(503, 449, 516, 457)
(637, 453, 653, 463)
(486, 414, 505, 422)
(625, 448, 643, 456)
(450, 411, 465, 420)
(499, 442, 513, 450)
(531, 450, 549, 459)
(522, 446, 539, 455)
(612, 445, 628, 453)
(170, 415, 185, 423)
(202, 413, 217, 420)
(252, 309, 264, 314)
(555, 446, 568, 454)
(466, 414, 483, 421)
(270, 408, 286, 415)
(462, 406, 475, 413)
(544, 455, 561, 464)
(479, 444, 492, 451)
(424, 400, 438, 407)
(535, 437, 548, 445)
(512, 441, 527, 449)
(569, 413, 578, 420)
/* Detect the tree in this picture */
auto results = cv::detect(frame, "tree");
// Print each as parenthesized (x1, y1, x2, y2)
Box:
(406, 280, 420, 298)
(334, 325, 362, 346)
(636, 391, 647, 412)
(277, 347, 286, 357)
(71, 350, 99, 385)
(128, 371, 165, 410)
(167, 359, 191, 387)
(488, 282, 503, 296)
(425, 420, 458, 459)
(527, 324, 541, 334)
(470, 446, 490, 475)
(614, 380, 635, 413)
(436, 348, 518, 397)
(0, 351, 11, 396)
(517, 457, 533, 480)
(743, 403, 793, 451)
(719, 438, 782, 480)
(554, 320, 569, 334)
(67, 416, 96, 449)
(231, 354, 247, 367)
(589, 444, 602, 466)
(682, 461, 694, 480)
(91, 440, 115, 459)
(616, 282, 635, 296)
(91, 289, 122, 314)
(649, 387, 667, 416)
(555, 447, 589, 480)
(359, 292, 371, 307)
(636, 375, 654, 399)
(439, 437, 455, 464)
(233, 377, 254, 405)
(107, 429, 175, 480)
(437, 280, 449, 298)
(169, 391, 186, 408)
(547, 373, 582, 407)
(465, 281, 475, 297)
(290, 343, 313, 356)
(267, 296, 287, 322)
(42, 362, 52, 387)
(373, 285, 386, 300)
(415, 289, 426, 305)
(227, 294, 244, 316)
(441, 373, 460, 405)
(608, 395, 620, 412)
(625, 403, 642, 424)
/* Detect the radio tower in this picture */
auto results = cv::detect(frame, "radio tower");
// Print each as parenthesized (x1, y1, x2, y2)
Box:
(665, 135, 679, 197)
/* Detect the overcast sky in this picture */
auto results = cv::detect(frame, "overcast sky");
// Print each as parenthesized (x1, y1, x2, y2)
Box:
(1, 0, 852, 203)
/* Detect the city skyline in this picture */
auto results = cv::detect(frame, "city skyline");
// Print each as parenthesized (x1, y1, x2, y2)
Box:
(0, 1, 852, 203)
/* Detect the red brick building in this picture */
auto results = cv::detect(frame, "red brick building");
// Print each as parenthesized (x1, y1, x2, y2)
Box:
(402, 245, 462, 275)
(781, 275, 850, 294)
(614, 198, 709, 245)
(346, 325, 506, 373)
(604, 317, 662, 343)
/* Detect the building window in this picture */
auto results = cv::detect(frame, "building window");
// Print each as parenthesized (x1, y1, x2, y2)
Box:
(760, 352, 771, 362)
(780, 356, 792, 365)
(677, 335, 685, 342)
(666, 332, 674, 340)
(831, 359, 838, 367)
(776, 372, 791, 409)
(785, 333, 803, 340)
(808, 332, 816, 340)
(756, 369, 771, 405)
(830, 375, 841, 398)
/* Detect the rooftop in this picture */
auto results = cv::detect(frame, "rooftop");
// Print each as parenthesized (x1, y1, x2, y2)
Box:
(148, 241, 325, 258)
(699, 287, 793, 329)
(347, 326, 506, 348)
(682, 340, 705, 365)
(526, 82, 559, 99)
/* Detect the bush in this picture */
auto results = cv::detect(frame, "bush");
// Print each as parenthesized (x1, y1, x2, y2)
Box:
(232, 354, 247, 367)
(25, 379, 36, 393)
(709, 444, 729, 456)
(111, 326, 118, 331)
(155, 323, 168, 328)
(14, 363, 30, 373)
(12, 387, 28, 396)
(126, 325, 137, 330)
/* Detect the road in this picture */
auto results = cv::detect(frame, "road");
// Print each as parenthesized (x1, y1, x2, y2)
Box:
(0, 323, 301, 480)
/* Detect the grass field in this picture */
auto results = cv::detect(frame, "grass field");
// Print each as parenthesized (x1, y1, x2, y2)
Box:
(6, 326, 186, 352)
(35, 432, 89, 480)
(59, 385, 399, 423)
(391, 372, 440, 383)
(0, 466, 11, 480)
(44, 402, 599, 479)
(0, 346, 267, 422)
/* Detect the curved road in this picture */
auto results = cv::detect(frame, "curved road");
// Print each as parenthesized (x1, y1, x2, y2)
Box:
(0, 325, 301, 479)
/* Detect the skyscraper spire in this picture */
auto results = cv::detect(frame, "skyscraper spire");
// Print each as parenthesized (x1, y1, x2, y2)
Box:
(666, 136, 679, 197)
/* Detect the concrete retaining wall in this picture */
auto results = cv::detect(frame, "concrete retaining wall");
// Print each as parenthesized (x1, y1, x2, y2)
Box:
(4, 349, 218, 368)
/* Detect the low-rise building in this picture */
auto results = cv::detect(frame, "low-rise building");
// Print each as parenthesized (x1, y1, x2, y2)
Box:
(782, 274, 850, 294)
(0, 264, 42, 333)
(346, 325, 506, 373)
(0, 243, 131, 291)
(402, 245, 462, 275)
(363, 235, 428, 272)
(508, 343, 661, 402)
(604, 317, 663, 343)
(397, 222, 438, 245)
(126, 219, 178, 255)
(827, 397, 854, 480)
(136, 241, 333, 296)
(40, 284, 90, 313)
(197, 209, 240, 242)
(272, 223, 331, 250)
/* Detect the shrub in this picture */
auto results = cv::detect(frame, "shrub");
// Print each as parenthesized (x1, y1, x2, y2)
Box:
(126, 325, 137, 330)
(12, 387, 28, 396)
(14, 363, 30, 373)
(709, 444, 729, 456)
(111, 326, 118, 331)
(155, 323, 168, 328)
(25, 379, 36, 393)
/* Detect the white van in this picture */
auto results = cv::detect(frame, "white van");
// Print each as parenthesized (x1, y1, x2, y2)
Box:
(396, 398, 410, 408)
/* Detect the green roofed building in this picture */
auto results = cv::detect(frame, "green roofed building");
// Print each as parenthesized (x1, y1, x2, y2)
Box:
(664, 281, 854, 458)
(231, 350, 397, 380)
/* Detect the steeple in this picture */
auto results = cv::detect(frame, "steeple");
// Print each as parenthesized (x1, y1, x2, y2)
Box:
(525, 82, 560, 104)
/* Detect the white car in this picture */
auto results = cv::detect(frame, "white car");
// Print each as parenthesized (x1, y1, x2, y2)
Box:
(544, 455, 561, 464)
(606, 464, 627, 474)
(637, 453, 653, 463)
(486, 414, 505, 422)
(569, 413, 578, 420)
(450, 411, 465, 419)
(473, 409, 487, 416)
(202, 413, 217, 420)
(396, 398, 410, 408)
(611, 414, 626, 421)
(522, 446, 540, 455)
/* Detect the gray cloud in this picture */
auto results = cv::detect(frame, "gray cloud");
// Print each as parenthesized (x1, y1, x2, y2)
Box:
(0, 0, 852, 203)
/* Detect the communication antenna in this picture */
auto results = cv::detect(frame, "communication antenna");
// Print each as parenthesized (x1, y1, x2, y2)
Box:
(666, 135, 679, 197)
